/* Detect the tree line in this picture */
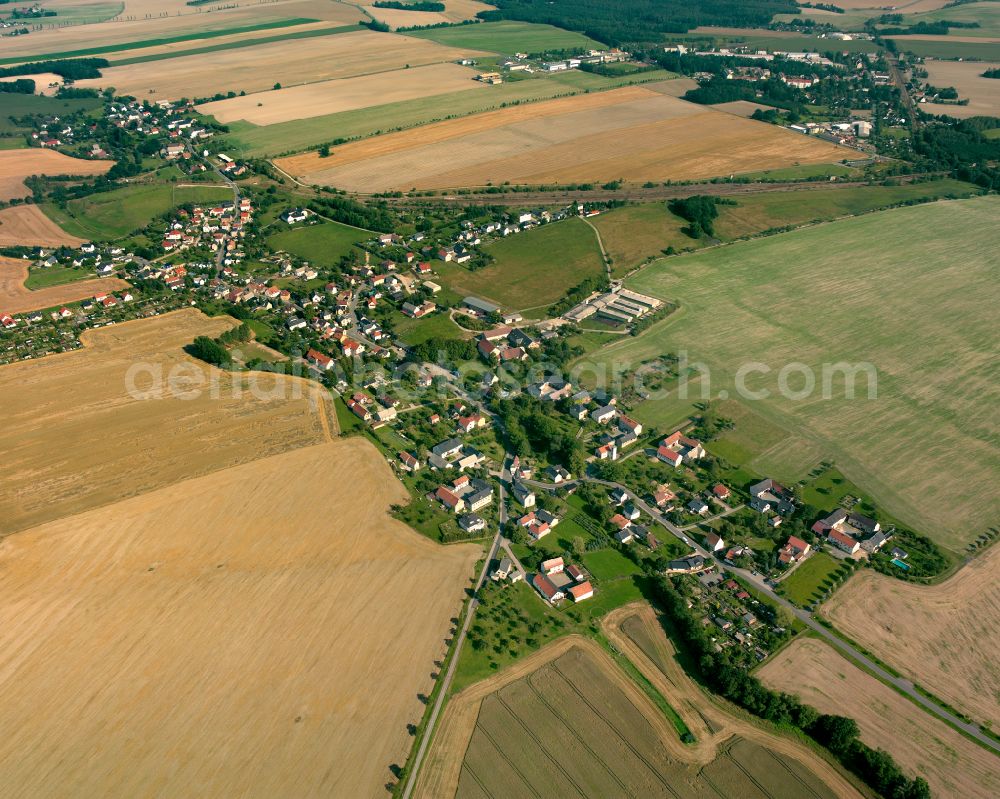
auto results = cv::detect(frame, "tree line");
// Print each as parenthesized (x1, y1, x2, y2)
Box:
(477, 0, 798, 46)
(653, 577, 931, 799)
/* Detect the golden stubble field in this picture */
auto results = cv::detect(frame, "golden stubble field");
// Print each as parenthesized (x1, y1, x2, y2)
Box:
(0, 150, 113, 202)
(278, 84, 847, 191)
(0, 439, 480, 798)
(0, 256, 127, 315)
(0, 309, 335, 535)
(0, 205, 84, 248)
(363, 0, 494, 29)
(417, 610, 861, 799)
(923, 59, 1000, 118)
(76, 29, 484, 99)
(0, 0, 361, 60)
(197, 62, 483, 125)
(825, 545, 1000, 730)
(759, 637, 1000, 799)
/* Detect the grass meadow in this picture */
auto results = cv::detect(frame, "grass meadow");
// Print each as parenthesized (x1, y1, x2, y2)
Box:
(435, 217, 604, 312)
(403, 20, 605, 53)
(777, 552, 846, 607)
(41, 183, 233, 241)
(584, 197, 1000, 552)
(266, 220, 370, 266)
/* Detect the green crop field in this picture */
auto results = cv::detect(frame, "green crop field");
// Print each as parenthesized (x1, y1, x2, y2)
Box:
(888, 1, 1000, 39)
(435, 217, 604, 312)
(41, 183, 233, 240)
(778, 552, 846, 607)
(403, 20, 605, 54)
(0, 18, 321, 64)
(266, 220, 369, 266)
(733, 163, 860, 181)
(713, 179, 980, 240)
(223, 69, 676, 157)
(683, 30, 878, 54)
(22, 266, 95, 290)
(584, 197, 1000, 553)
(0, 95, 102, 136)
(587, 181, 979, 281)
(392, 310, 468, 346)
(108, 23, 363, 68)
(889, 37, 1000, 60)
(582, 548, 643, 581)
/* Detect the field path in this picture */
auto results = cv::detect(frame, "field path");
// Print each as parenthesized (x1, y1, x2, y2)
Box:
(601, 603, 867, 798)
(582, 216, 612, 283)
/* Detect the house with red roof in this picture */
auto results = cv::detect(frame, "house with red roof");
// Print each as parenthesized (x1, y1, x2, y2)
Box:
(399, 451, 421, 472)
(657, 430, 705, 467)
(542, 556, 564, 575)
(827, 527, 860, 554)
(306, 348, 334, 371)
(533, 573, 564, 604)
(712, 484, 730, 500)
(568, 581, 594, 602)
(435, 486, 465, 513)
(778, 535, 810, 565)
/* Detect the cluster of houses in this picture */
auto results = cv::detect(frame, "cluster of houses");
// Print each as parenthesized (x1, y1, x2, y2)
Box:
(812, 508, 892, 556)
(476, 48, 631, 82)
(747, 477, 797, 529)
(656, 430, 706, 468)
(696, 574, 773, 662)
(106, 98, 199, 142)
(516, 504, 562, 542)
(532, 557, 593, 604)
(159, 198, 252, 265)
(433, 475, 494, 516)
(593, 410, 643, 461)
(476, 324, 538, 364)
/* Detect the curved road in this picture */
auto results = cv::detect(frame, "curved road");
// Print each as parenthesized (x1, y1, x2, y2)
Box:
(524, 474, 1000, 754)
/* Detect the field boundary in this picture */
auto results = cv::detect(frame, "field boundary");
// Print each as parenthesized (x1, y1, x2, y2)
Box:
(0, 18, 324, 65)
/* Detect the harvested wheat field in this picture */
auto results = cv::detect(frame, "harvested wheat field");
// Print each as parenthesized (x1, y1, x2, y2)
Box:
(0, 0, 359, 61)
(0, 438, 479, 798)
(278, 84, 847, 191)
(0, 205, 84, 247)
(198, 62, 482, 125)
(76, 29, 484, 100)
(0, 309, 337, 536)
(760, 637, 1000, 799)
(416, 627, 860, 799)
(825, 546, 1000, 729)
(363, 0, 493, 29)
(0, 149, 113, 202)
(923, 59, 1000, 118)
(0, 72, 64, 95)
(0, 256, 126, 315)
